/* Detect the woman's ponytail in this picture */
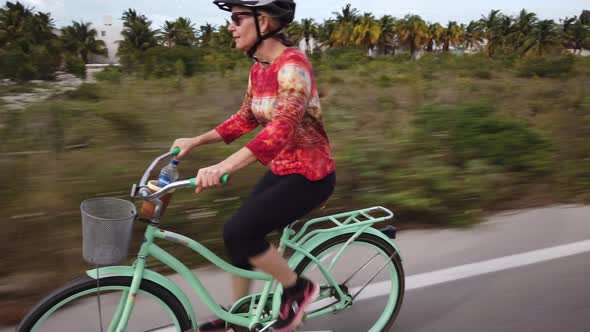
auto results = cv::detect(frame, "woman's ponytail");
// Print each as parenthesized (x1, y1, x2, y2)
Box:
(276, 32, 296, 47)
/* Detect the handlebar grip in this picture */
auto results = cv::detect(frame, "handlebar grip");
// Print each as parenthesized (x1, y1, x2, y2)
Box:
(171, 147, 181, 156)
(189, 174, 231, 188)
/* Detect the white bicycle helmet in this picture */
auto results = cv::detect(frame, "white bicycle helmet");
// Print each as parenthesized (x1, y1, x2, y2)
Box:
(213, 0, 296, 60)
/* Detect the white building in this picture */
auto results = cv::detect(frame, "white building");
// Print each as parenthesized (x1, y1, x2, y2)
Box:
(90, 16, 123, 64)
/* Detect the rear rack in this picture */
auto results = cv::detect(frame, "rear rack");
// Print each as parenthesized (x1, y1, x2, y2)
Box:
(288, 206, 394, 246)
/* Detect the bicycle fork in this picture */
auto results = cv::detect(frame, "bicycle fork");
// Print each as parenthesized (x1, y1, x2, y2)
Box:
(107, 227, 156, 332)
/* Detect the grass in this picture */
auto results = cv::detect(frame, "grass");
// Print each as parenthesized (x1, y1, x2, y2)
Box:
(1, 53, 589, 318)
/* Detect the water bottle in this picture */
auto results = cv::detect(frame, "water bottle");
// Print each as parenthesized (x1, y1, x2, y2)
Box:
(157, 159, 179, 188)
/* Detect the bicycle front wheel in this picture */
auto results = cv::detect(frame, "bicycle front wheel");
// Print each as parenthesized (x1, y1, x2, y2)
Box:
(16, 276, 192, 332)
(294, 233, 405, 332)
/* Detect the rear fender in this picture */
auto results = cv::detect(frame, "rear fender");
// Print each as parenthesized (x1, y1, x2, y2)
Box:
(287, 226, 403, 270)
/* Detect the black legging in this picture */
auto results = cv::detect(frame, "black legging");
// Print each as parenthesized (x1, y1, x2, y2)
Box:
(223, 171, 336, 270)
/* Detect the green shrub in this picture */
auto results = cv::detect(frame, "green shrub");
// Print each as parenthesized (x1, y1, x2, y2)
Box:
(95, 107, 146, 140)
(0, 48, 36, 81)
(517, 56, 575, 78)
(326, 74, 344, 84)
(374, 156, 502, 225)
(16, 63, 37, 81)
(413, 103, 552, 174)
(389, 53, 412, 62)
(376, 74, 394, 87)
(141, 46, 204, 78)
(201, 48, 249, 74)
(0, 46, 60, 81)
(474, 69, 493, 79)
(30, 45, 60, 80)
(65, 83, 100, 100)
(94, 65, 123, 83)
(65, 57, 87, 79)
(321, 47, 370, 70)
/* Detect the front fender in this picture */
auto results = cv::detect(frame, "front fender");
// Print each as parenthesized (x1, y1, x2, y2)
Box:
(87, 266, 197, 331)
(287, 226, 403, 270)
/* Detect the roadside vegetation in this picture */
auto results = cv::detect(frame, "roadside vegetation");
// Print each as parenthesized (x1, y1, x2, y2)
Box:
(1, 1, 589, 325)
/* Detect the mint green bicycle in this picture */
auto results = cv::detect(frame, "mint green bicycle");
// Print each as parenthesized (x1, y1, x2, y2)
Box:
(17, 149, 405, 332)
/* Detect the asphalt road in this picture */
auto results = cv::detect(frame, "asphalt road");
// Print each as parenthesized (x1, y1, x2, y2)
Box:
(5, 204, 590, 332)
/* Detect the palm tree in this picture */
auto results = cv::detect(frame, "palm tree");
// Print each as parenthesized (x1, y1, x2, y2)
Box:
(464, 20, 484, 51)
(160, 21, 176, 47)
(286, 21, 303, 46)
(376, 15, 397, 54)
(316, 19, 336, 49)
(425, 22, 443, 52)
(119, 9, 158, 53)
(331, 21, 355, 47)
(198, 23, 215, 47)
(520, 19, 562, 56)
(479, 9, 502, 56)
(173, 17, 196, 46)
(121, 9, 149, 28)
(497, 15, 514, 52)
(28, 12, 56, 44)
(210, 21, 234, 49)
(0, 2, 62, 79)
(397, 14, 428, 60)
(352, 13, 380, 52)
(333, 3, 360, 24)
(61, 21, 108, 63)
(562, 17, 590, 54)
(0, 1, 33, 47)
(330, 3, 360, 47)
(440, 21, 463, 52)
(507, 9, 538, 54)
(299, 18, 318, 54)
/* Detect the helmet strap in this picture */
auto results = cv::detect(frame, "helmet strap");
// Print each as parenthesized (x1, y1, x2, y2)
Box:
(247, 8, 285, 64)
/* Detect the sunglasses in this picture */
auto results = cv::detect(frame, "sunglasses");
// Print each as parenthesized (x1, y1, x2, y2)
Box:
(230, 12, 260, 26)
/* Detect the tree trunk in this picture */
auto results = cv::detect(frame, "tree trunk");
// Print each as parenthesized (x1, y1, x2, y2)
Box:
(81, 50, 88, 64)
(411, 43, 417, 60)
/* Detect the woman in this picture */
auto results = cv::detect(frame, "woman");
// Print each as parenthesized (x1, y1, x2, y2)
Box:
(171, 1, 335, 331)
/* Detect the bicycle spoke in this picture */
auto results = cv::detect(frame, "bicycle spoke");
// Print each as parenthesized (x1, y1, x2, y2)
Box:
(341, 252, 381, 286)
(351, 251, 396, 301)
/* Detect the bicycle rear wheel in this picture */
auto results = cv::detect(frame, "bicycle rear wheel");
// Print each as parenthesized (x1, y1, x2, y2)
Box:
(294, 232, 404, 332)
(16, 276, 192, 332)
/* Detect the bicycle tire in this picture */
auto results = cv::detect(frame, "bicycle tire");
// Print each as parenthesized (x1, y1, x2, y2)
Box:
(294, 232, 405, 332)
(16, 276, 192, 332)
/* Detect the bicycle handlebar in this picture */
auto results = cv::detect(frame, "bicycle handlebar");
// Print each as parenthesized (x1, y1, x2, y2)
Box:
(134, 148, 230, 201)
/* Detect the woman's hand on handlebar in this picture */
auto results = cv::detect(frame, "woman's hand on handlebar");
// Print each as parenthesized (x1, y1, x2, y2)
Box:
(171, 137, 199, 160)
(194, 163, 231, 193)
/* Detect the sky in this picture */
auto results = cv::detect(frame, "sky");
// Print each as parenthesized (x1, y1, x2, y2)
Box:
(18, 0, 589, 29)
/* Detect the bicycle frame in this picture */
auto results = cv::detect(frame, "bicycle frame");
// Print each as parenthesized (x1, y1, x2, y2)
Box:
(86, 205, 398, 332)
(86, 150, 400, 332)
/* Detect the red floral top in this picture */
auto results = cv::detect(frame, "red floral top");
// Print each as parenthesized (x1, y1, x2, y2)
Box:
(215, 48, 335, 181)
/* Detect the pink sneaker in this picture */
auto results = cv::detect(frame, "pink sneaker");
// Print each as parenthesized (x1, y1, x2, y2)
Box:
(272, 278, 319, 332)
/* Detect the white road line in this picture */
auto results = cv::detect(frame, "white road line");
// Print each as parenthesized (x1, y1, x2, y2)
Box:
(353, 239, 590, 301)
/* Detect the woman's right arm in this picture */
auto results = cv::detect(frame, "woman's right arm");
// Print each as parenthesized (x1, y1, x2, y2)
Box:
(171, 129, 223, 160)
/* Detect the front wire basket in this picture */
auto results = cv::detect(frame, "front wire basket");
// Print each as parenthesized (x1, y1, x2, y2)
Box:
(81, 197, 137, 266)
